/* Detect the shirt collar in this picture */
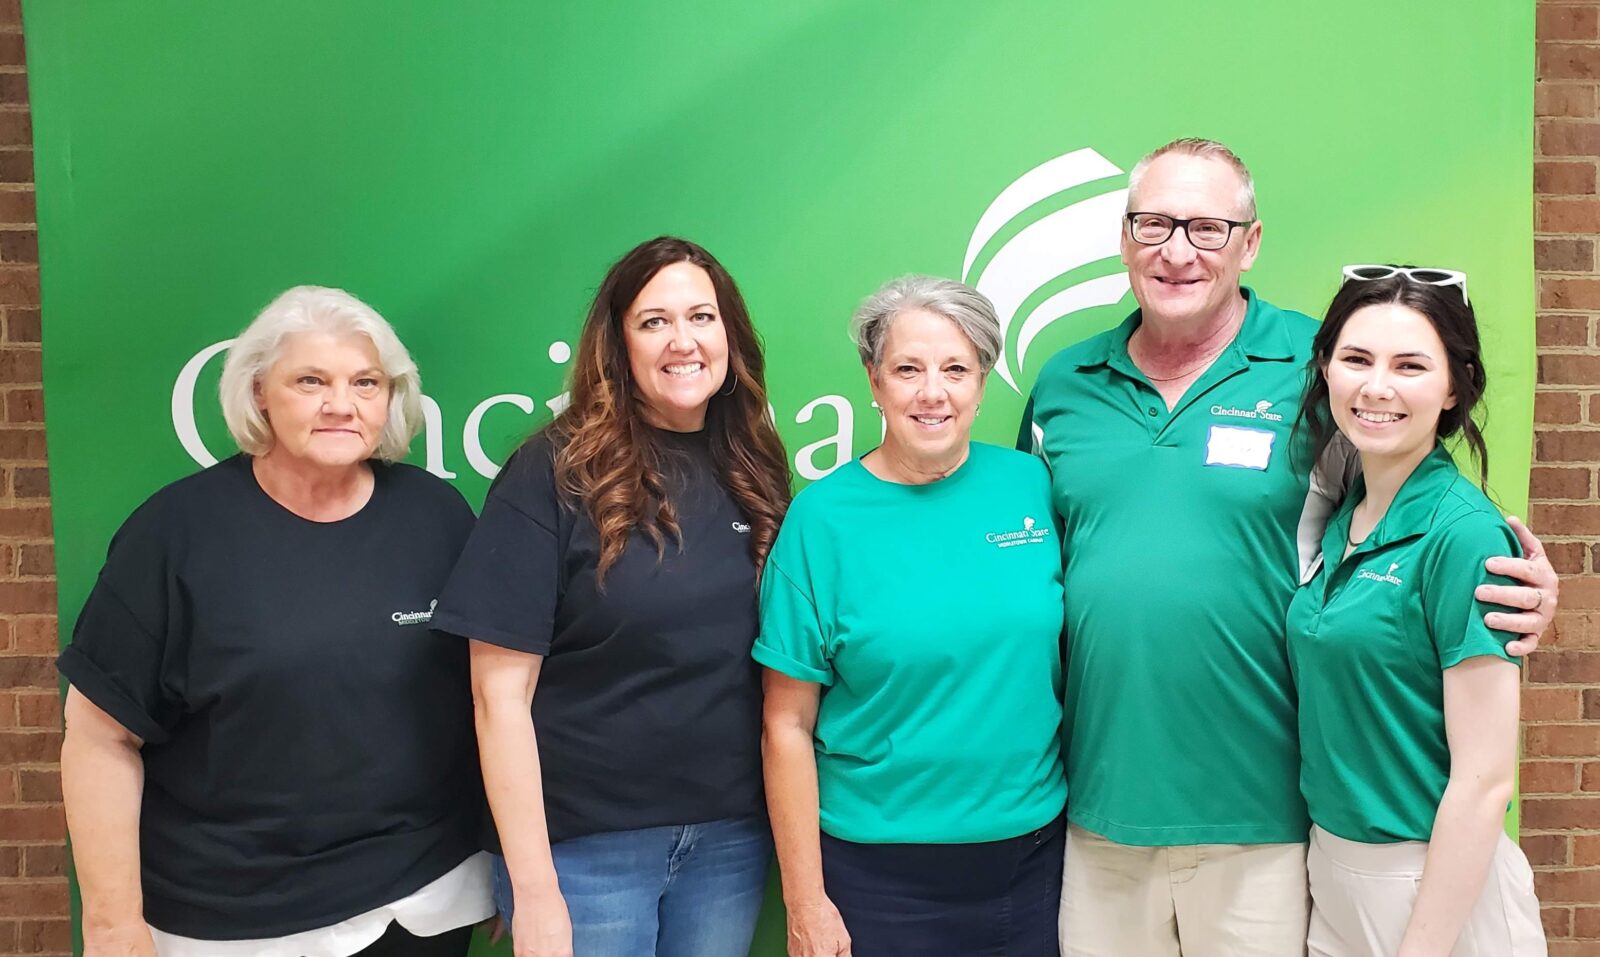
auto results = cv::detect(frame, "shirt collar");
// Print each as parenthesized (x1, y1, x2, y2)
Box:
(1074, 286, 1294, 371)
(1331, 443, 1461, 562)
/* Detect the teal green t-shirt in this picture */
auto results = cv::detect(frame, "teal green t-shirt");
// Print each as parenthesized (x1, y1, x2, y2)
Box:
(1287, 443, 1520, 844)
(754, 441, 1067, 844)
(1021, 289, 1322, 845)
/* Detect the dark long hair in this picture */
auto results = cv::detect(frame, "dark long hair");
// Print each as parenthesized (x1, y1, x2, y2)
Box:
(542, 236, 792, 585)
(1295, 269, 1489, 486)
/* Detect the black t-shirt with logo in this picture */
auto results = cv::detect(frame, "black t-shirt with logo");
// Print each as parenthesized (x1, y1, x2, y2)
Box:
(57, 454, 482, 939)
(432, 428, 764, 845)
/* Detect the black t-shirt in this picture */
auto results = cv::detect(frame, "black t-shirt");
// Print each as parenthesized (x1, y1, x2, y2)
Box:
(432, 428, 764, 844)
(57, 454, 483, 940)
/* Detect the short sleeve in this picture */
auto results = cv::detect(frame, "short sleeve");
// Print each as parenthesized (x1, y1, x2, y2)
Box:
(753, 555, 833, 686)
(1422, 512, 1523, 670)
(56, 496, 188, 744)
(431, 442, 564, 655)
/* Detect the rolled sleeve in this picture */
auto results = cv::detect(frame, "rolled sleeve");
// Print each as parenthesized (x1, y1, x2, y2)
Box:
(754, 558, 833, 686)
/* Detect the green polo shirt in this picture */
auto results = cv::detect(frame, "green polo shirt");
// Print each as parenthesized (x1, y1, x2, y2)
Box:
(753, 442, 1068, 844)
(1021, 289, 1321, 845)
(1287, 443, 1520, 844)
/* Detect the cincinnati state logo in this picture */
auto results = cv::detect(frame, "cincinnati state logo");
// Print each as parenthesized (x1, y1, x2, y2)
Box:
(1211, 399, 1285, 423)
(962, 147, 1133, 394)
(986, 515, 1051, 548)
(1356, 562, 1403, 586)
(392, 598, 438, 625)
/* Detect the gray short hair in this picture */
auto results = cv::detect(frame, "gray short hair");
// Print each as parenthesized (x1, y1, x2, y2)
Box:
(850, 276, 1002, 374)
(1127, 138, 1257, 221)
(218, 286, 423, 462)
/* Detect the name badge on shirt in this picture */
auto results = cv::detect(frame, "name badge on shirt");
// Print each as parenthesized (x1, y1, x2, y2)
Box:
(1204, 425, 1275, 471)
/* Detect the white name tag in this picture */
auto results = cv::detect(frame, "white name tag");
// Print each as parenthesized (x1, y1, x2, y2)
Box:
(1205, 425, 1275, 471)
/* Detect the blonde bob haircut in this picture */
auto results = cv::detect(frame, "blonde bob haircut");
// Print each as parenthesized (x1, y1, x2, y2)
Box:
(218, 286, 423, 462)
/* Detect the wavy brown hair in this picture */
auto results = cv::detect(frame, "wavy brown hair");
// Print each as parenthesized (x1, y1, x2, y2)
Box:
(542, 236, 792, 585)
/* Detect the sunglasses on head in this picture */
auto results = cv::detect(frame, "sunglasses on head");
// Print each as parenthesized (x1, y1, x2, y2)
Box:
(1340, 264, 1469, 306)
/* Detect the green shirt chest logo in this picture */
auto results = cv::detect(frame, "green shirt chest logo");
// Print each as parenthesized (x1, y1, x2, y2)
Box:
(1210, 398, 1284, 423)
(1355, 561, 1404, 586)
(985, 516, 1052, 548)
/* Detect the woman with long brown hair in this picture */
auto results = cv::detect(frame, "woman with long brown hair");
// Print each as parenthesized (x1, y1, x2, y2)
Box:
(432, 236, 791, 957)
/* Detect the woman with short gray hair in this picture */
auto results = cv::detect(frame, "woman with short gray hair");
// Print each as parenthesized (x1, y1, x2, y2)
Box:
(58, 286, 490, 957)
(758, 275, 1067, 955)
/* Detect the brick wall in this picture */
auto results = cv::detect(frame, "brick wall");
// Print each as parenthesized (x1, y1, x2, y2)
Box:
(1527, 1, 1600, 952)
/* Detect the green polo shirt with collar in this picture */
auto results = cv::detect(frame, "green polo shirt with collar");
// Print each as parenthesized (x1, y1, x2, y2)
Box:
(1020, 288, 1322, 846)
(1287, 443, 1520, 844)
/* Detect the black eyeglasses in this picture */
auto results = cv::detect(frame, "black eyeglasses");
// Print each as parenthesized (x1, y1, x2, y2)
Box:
(1125, 212, 1255, 251)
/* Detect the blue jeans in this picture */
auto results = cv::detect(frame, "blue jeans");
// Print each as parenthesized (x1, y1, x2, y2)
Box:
(491, 816, 771, 957)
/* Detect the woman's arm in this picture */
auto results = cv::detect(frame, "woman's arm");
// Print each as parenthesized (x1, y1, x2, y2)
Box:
(60, 687, 156, 957)
(470, 640, 572, 957)
(1397, 657, 1521, 957)
(762, 668, 850, 957)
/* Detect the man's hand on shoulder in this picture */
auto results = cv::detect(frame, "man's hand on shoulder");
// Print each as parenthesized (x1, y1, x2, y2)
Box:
(1477, 516, 1558, 657)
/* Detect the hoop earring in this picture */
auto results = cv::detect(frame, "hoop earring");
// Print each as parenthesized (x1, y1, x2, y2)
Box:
(719, 374, 739, 397)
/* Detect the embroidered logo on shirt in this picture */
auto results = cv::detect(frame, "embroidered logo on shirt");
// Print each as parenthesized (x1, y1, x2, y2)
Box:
(985, 516, 1051, 548)
(1356, 563, 1403, 586)
(392, 598, 438, 625)
(1209, 399, 1284, 423)
(731, 521, 751, 534)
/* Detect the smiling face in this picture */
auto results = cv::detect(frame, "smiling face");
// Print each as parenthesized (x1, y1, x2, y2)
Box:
(1324, 302, 1457, 470)
(255, 331, 389, 468)
(1122, 152, 1261, 329)
(867, 308, 985, 474)
(622, 261, 730, 432)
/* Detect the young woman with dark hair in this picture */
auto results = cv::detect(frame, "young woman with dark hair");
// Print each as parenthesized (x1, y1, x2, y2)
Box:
(432, 237, 792, 957)
(1289, 266, 1545, 956)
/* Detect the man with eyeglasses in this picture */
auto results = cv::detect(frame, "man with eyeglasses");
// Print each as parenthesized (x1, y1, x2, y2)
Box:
(1018, 137, 1557, 956)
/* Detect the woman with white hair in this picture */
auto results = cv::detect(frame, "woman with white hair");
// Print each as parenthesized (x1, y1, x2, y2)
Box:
(758, 276, 1068, 956)
(57, 286, 491, 957)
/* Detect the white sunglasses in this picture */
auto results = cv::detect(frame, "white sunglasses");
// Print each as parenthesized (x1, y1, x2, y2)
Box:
(1340, 264, 1469, 305)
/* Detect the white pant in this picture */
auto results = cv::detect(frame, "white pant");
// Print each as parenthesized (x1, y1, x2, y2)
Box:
(1306, 825, 1545, 957)
(1060, 823, 1310, 957)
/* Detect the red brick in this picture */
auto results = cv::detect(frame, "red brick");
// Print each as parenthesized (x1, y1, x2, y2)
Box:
(0, 152, 37, 185)
(1534, 431, 1600, 461)
(16, 767, 57, 802)
(1538, 197, 1600, 232)
(1539, 865, 1600, 903)
(1524, 759, 1580, 791)
(1538, 161, 1600, 195)
(1556, 579, 1600, 611)
(6, 387, 41, 423)
(12, 466, 47, 498)
(1523, 467, 1587, 502)
(0, 581, 57, 615)
(1541, 6, 1600, 40)
(15, 695, 56, 731)
(0, 0, 23, 26)
(16, 543, 50, 578)
(1543, 905, 1573, 938)
(0, 806, 62, 841)
(1527, 686, 1586, 720)
(1585, 761, 1600, 790)
(1537, 393, 1586, 427)
(0, 881, 66, 918)
(1538, 82, 1599, 117)
(6, 306, 40, 343)
(17, 917, 70, 953)
(1549, 541, 1588, 574)
(0, 846, 18, 878)
(1543, 119, 1600, 157)
(0, 229, 36, 264)
(20, 846, 64, 880)
(1575, 905, 1600, 937)
(0, 505, 50, 537)
(1550, 610, 1600, 647)
(1542, 41, 1600, 80)
(1527, 723, 1600, 756)
(0, 345, 38, 384)
(12, 618, 56, 655)
(1539, 314, 1590, 347)
(1527, 832, 1572, 867)
(1541, 355, 1600, 387)
(1544, 278, 1600, 310)
(1539, 237, 1598, 271)
(1530, 651, 1600, 683)
(0, 767, 15, 802)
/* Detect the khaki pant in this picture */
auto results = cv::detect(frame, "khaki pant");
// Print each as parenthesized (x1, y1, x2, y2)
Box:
(1307, 825, 1546, 957)
(1060, 823, 1310, 957)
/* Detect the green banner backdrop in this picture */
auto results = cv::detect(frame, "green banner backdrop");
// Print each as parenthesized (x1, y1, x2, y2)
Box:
(26, 2, 1534, 953)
